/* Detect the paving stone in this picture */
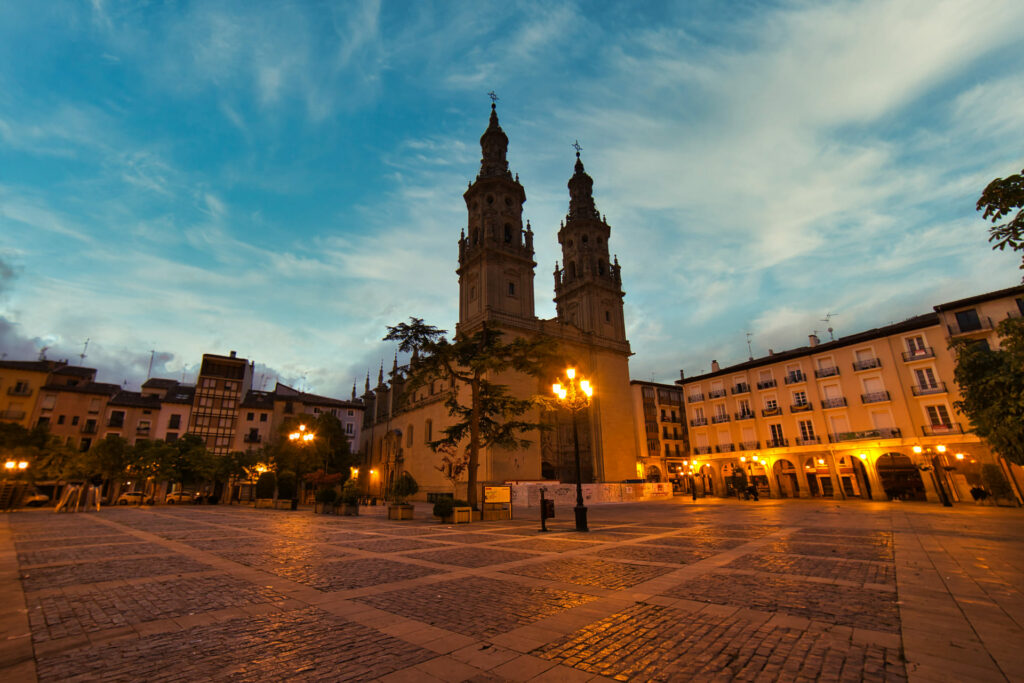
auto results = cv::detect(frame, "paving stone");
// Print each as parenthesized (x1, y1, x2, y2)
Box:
(405, 546, 539, 568)
(356, 575, 598, 637)
(18, 541, 168, 566)
(493, 538, 602, 553)
(501, 556, 676, 590)
(593, 544, 715, 565)
(727, 552, 895, 585)
(19, 555, 212, 591)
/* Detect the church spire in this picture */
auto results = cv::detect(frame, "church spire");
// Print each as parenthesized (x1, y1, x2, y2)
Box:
(567, 143, 598, 221)
(477, 101, 510, 180)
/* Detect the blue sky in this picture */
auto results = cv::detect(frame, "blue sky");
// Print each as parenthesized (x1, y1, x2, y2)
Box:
(1, 0, 1022, 396)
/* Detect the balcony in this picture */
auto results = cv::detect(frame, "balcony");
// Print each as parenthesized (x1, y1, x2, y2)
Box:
(693, 446, 712, 455)
(947, 317, 993, 337)
(731, 383, 750, 395)
(136, 426, 151, 436)
(0, 409, 26, 420)
(737, 440, 759, 450)
(789, 403, 813, 413)
(852, 358, 882, 371)
(708, 389, 727, 399)
(861, 391, 891, 404)
(815, 366, 840, 378)
(829, 428, 901, 443)
(902, 348, 935, 362)
(784, 372, 806, 385)
(715, 444, 736, 453)
(6, 386, 31, 396)
(687, 393, 705, 403)
(761, 406, 783, 417)
(765, 438, 789, 448)
(244, 433, 263, 443)
(734, 411, 755, 421)
(756, 379, 777, 389)
(690, 417, 708, 427)
(922, 423, 964, 436)
(795, 436, 821, 445)
(911, 382, 947, 396)
(107, 419, 124, 428)
(820, 397, 848, 409)
(81, 423, 97, 434)
(711, 414, 731, 424)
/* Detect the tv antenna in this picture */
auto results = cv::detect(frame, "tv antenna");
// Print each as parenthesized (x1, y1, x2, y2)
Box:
(146, 350, 156, 378)
(745, 332, 754, 361)
(80, 338, 90, 364)
(821, 312, 838, 341)
(38, 346, 49, 361)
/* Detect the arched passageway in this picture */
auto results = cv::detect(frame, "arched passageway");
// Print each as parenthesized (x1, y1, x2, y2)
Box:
(773, 459, 800, 498)
(645, 466, 662, 483)
(877, 452, 926, 501)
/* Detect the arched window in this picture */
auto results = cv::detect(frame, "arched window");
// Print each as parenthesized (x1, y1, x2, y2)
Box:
(504, 224, 512, 242)
(406, 424, 414, 447)
(598, 260, 606, 275)
(471, 228, 479, 245)
(424, 419, 433, 443)
(568, 261, 577, 279)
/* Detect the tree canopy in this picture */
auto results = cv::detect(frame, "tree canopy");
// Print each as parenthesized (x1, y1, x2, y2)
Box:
(385, 317, 559, 509)
(977, 167, 1024, 275)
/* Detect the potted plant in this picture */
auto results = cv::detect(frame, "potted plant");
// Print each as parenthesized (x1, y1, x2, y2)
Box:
(432, 496, 454, 522)
(433, 497, 472, 524)
(314, 487, 337, 514)
(277, 471, 297, 510)
(254, 471, 276, 509)
(387, 471, 418, 520)
(338, 481, 360, 516)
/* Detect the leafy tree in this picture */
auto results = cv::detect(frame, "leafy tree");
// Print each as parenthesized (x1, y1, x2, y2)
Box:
(216, 450, 259, 487)
(434, 443, 469, 495)
(385, 318, 559, 509)
(954, 317, 1024, 466)
(977, 167, 1024, 275)
(85, 435, 133, 487)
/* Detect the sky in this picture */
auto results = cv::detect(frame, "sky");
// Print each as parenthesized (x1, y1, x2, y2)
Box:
(1, 0, 1022, 397)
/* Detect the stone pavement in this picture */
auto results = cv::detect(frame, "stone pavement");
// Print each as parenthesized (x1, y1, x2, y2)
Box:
(1, 497, 1021, 682)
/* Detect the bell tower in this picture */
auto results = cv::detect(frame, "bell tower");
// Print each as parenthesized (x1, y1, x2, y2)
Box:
(457, 101, 536, 332)
(553, 148, 626, 342)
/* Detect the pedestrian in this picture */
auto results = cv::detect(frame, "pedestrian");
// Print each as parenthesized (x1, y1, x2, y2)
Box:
(747, 484, 759, 501)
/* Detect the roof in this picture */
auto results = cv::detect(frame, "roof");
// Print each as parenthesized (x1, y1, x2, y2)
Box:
(108, 391, 163, 409)
(52, 366, 95, 378)
(273, 383, 363, 410)
(163, 386, 195, 404)
(678, 313, 939, 385)
(142, 378, 181, 389)
(933, 284, 1024, 312)
(240, 391, 275, 409)
(40, 381, 121, 396)
(629, 379, 681, 390)
(0, 360, 64, 373)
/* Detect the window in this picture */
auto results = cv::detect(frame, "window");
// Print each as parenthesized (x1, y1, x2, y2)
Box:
(906, 335, 926, 355)
(470, 286, 477, 300)
(88, 398, 100, 414)
(345, 423, 353, 435)
(199, 397, 214, 408)
(215, 436, 230, 447)
(504, 224, 512, 242)
(792, 391, 808, 406)
(225, 381, 235, 391)
(507, 281, 515, 296)
(914, 368, 937, 389)
(764, 397, 778, 410)
(71, 416, 79, 426)
(137, 420, 151, 433)
(348, 410, 354, 416)
(955, 309, 981, 332)
(693, 407, 705, 420)
(738, 399, 751, 416)
(769, 424, 784, 442)
(109, 411, 125, 427)
(260, 413, 268, 422)
(1017, 298, 1024, 315)
(202, 378, 216, 388)
(605, 310, 610, 322)
(37, 416, 50, 427)
(219, 417, 231, 428)
(57, 415, 65, 425)
(41, 395, 56, 410)
(406, 425, 414, 447)
(643, 386, 655, 399)
(714, 404, 727, 419)
(79, 438, 91, 452)
(798, 420, 815, 440)
(247, 412, 255, 421)
(169, 414, 181, 429)
(926, 405, 952, 427)
(166, 432, 179, 442)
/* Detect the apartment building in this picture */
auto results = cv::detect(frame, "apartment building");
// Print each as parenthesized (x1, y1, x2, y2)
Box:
(0, 360, 63, 428)
(629, 380, 688, 484)
(189, 352, 253, 456)
(677, 284, 1024, 505)
(32, 370, 121, 452)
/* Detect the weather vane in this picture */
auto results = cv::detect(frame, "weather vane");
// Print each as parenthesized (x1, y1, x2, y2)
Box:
(488, 90, 499, 103)
(572, 139, 582, 156)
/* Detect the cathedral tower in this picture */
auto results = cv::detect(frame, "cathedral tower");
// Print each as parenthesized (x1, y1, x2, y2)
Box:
(553, 151, 626, 342)
(457, 103, 536, 333)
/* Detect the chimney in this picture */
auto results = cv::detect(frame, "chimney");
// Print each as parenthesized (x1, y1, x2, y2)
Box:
(711, 360, 720, 372)
(679, 369, 685, 381)
(229, 350, 237, 358)
(809, 334, 819, 348)
(768, 349, 774, 356)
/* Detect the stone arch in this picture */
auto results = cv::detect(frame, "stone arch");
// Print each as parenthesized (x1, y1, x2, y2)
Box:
(541, 461, 555, 480)
(876, 452, 926, 501)
(645, 465, 662, 482)
(772, 457, 800, 498)
(803, 456, 830, 497)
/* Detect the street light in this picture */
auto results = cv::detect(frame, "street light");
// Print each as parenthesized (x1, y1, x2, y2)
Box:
(552, 367, 593, 532)
(288, 424, 315, 443)
(913, 444, 953, 507)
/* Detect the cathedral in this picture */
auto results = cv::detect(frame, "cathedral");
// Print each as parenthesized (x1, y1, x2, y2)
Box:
(359, 103, 641, 500)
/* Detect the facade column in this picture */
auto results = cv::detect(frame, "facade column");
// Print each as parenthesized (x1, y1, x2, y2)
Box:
(864, 456, 888, 501)
(825, 451, 846, 500)
(764, 458, 781, 499)
(711, 462, 727, 498)
(794, 460, 811, 498)
(911, 452, 941, 503)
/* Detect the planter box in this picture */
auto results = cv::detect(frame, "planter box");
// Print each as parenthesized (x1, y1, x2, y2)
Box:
(388, 504, 414, 520)
(254, 498, 275, 509)
(339, 503, 360, 516)
(452, 506, 473, 524)
(482, 503, 510, 521)
(275, 500, 292, 510)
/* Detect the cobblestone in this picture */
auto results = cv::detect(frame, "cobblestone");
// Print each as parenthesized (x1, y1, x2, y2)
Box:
(502, 556, 676, 589)
(537, 602, 907, 681)
(20, 555, 213, 591)
(667, 570, 899, 631)
(594, 543, 716, 565)
(492, 538, 602, 553)
(27, 573, 288, 641)
(234, 555, 443, 591)
(35, 607, 435, 682)
(638, 534, 748, 550)
(405, 546, 539, 568)
(766, 539, 894, 562)
(356, 575, 597, 637)
(344, 537, 449, 553)
(18, 541, 169, 566)
(728, 552, 895, 585)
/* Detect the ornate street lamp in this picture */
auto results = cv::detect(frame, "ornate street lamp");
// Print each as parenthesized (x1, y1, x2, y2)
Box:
(913, 444, 953, 507)
(552, 367, 593, 532)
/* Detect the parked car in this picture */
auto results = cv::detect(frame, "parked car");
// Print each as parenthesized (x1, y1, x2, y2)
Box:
(116, 491, 146, 505)
(165, 491, 194, 504)
(23, 490, 49, 507)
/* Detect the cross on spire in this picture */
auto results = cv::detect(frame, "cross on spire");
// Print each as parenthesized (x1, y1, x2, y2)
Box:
(488, 90, 499, 103)
(572, 139, 582, 156)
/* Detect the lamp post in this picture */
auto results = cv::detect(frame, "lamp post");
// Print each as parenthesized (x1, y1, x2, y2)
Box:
(913, 444, 953, 507)
(552, 367, 593, 532)
(287, 424, 315, 507)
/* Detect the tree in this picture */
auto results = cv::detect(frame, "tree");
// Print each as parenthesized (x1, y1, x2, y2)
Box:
(954, 316, 1024, 466)
(977, 167, 1024, 275)
(433, 443, 469, 495)
(385, 318, 559, 509)
(85, 435, 133, 492)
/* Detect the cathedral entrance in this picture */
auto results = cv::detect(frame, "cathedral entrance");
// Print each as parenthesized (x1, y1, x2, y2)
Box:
(540, 413, 595, 484)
